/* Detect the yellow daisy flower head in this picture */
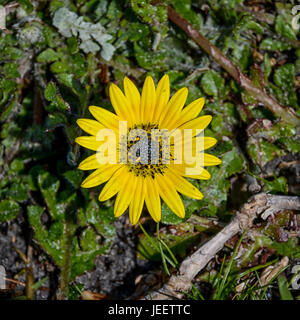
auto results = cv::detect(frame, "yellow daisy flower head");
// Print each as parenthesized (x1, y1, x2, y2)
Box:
(75, 75, 221, 225)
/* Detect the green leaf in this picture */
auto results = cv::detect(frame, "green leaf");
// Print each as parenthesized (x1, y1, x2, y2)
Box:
(10, 159, 25, 172)
(55, 94, 71, 111)
(197, 142, 245, 216)
(3, 63, 20, 78)
(275, 15, 297, 41)
(272, 63, 297, 107)
(161, 198, 196, 225)
(201, 70, 225, 98)
(274, 64, 295, 88)
(248, 139, 285, 167)
(28, 198, 116, 280)
(278, 138, 300, 153)
(263, 176, 288, 194)
(37, 171, 63, 220)
(37, 48, 60, 63)
(45, 113, 68, 129)
(3, 47, 24, 60)
(262, 53, 272, 81)
(130, 0, 168, 36)
(63, 170, 84, 189)
(231, 41, 251, 71)
(272, 238, 300, 258)
(17, 0, 34, 13)
(78, 201, 116, 239)
(172, 0, 202, 29)
(27, 205, 65, 267)
(9, 183, 28, 202)
(50, 61, 69, 73)
(0, 200, 20, 222)
(44, 82, 71, 111)
(118, 22, 150, 42)
(161, 202, 187, 225)
(259, 38, 291, 51)
(45, 82, 57, 102)
(278, 274, 294, 300)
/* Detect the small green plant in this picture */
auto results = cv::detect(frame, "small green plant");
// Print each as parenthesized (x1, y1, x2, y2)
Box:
(186, 233, 293, 300)
(139, 223, 179, 276)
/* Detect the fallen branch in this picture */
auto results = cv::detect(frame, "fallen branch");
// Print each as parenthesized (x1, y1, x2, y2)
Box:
(145, 193, 300, 300)
(167, 7, 300, 127)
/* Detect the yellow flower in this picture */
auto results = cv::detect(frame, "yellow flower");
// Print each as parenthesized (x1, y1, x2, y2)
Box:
(75, 75, 221, 225)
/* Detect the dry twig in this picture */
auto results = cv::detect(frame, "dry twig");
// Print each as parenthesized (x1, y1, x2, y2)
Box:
(145, 193, 300, 300)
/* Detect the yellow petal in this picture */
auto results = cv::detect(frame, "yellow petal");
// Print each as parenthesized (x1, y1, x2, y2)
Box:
(124, 77, 140, 123)
(201, 137, 217, 150)
(78, 154, 102, 170)
(109, 83, 134, 126)
(183, 168, 211, 180)
(203, 153, 222, 166)
(156, 174, 185, 218)
(153, 74, 170, 124)
(179, 115, 212, 130)
(171, 115, 212, 144)
(77, 119, 105, 136)
(129, 176, 145, 225)
(140, 76, 156, 123)
(174, 98, 205, 128)
(89, 106, 121, 131)
(81, 165, 120, 188)
(167, 169, 203, 200)
(144, 177, 161, 222)
(160, 87, 188, 129)
(81, 164, 121, 188)
(98, 165, 127, 201)
(75, 136, 103, 151)
(169, 164, 211, 180)
(114, 172, 137, 217)
(183, 137, 218, 153)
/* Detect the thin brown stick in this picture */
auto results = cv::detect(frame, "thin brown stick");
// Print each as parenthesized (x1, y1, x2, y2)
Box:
(4, 278, 25, 286)
(145, 193, 300, 300)
(167, 7, 300, 127)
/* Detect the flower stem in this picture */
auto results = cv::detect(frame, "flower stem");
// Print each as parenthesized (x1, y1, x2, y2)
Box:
(59, 210, 73, 300)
